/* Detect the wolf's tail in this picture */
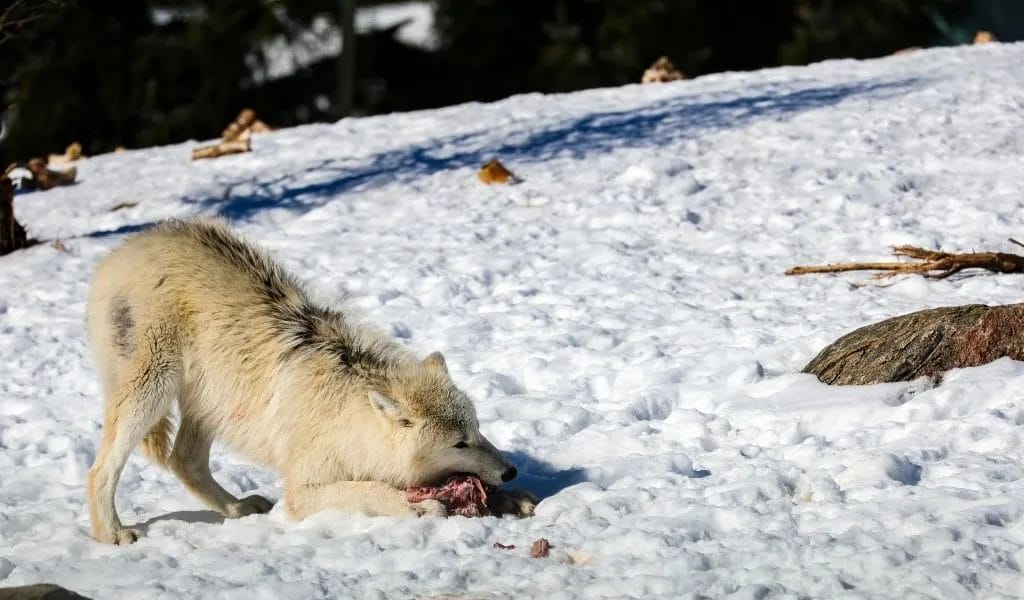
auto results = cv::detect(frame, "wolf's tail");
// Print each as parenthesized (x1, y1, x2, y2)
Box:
(140, 416, 174, 469)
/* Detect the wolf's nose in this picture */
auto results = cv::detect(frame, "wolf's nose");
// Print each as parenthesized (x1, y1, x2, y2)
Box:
(501, 467, 518, 482)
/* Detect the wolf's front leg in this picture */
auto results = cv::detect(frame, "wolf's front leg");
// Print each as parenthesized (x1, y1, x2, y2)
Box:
(283, 480, 447, 519)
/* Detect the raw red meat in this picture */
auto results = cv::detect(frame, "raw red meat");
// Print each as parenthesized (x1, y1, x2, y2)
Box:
(530, 538, 551, 558)
(407, 475, 490, 517)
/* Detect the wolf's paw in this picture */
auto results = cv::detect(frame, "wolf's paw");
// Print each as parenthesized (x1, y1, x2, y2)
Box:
(489, 489, 539, 518)
(408, 499, 447, 518)
(225, 494, 274, 518)
(95, 527, 142, 545)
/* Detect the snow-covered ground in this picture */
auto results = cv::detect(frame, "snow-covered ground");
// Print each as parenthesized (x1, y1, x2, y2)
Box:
(4, 43, 1024, 599)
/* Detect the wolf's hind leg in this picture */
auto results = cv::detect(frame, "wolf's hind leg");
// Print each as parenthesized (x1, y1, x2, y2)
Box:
(87, 345, 180, 545)
(283, 480, 446, 519)
(168, 415, 273, 518)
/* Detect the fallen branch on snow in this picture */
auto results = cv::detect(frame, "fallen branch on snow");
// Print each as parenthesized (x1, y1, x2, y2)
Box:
(221, 108, 271, 142)
(192, 108, 271, 161)
(190, 138, 250, 161)
(786, 241, 1024, 279)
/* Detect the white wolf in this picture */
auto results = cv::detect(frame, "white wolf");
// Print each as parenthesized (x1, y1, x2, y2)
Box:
(85, 219, 536, 544)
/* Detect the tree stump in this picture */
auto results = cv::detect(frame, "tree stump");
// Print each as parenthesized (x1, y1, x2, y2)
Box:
(804, 303, 1024, 385)
(0, 177, 32, 256)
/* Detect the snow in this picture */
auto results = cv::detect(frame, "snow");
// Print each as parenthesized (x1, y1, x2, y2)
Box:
(4, 42, 1024, 598)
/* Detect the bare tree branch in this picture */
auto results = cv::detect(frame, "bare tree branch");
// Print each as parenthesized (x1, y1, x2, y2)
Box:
(786, 241, 1024, 280)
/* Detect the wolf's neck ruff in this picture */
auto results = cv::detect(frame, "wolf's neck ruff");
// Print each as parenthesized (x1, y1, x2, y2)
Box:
(171, 218, 409, 383)
(269, 297, 404, 384)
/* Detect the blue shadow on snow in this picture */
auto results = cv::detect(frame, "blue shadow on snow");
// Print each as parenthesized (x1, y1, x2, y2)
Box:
(504, 450, 588, 500)
(181, 77, 921, 223)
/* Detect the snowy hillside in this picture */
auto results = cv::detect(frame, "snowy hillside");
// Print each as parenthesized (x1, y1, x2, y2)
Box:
(4, 43, 1024, 598)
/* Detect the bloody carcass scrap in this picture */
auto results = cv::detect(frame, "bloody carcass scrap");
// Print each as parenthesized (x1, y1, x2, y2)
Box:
(407, 475, 490, 517)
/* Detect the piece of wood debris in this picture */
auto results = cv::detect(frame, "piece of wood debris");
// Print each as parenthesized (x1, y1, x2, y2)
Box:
(27, 158, 76, 190)
(191, 138, 251, 161)
(249, 120, 272, 134)
(478, 159, 516, 185)
(48, 142, 83, 165)
(786, 242, 1024, 280)
(492, 542, 516, 550)
(974, 30, 997, 44)
(222, 108, 272, 142)
(222, 108, 257, 141)
(641, 56, 685, 83)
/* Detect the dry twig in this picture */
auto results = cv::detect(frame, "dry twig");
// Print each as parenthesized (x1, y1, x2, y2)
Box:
(786, 241, 1024, 280)
(109, 200, 139, 212)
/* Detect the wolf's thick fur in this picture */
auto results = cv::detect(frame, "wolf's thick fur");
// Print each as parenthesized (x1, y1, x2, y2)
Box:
(85, 219, 533, 544)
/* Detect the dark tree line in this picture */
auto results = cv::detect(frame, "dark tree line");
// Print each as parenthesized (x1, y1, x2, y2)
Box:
(2, 0, 1018, 166)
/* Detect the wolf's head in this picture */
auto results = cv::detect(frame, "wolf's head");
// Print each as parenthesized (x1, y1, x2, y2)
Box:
(369, 351, 517, 487)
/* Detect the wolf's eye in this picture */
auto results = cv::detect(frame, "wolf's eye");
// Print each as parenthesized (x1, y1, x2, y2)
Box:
(453, 441, 468, 449)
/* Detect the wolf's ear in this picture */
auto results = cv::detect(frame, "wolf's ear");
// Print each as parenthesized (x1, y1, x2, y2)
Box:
(368, 390, 412, 427)
(422, 351, 448, 375)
